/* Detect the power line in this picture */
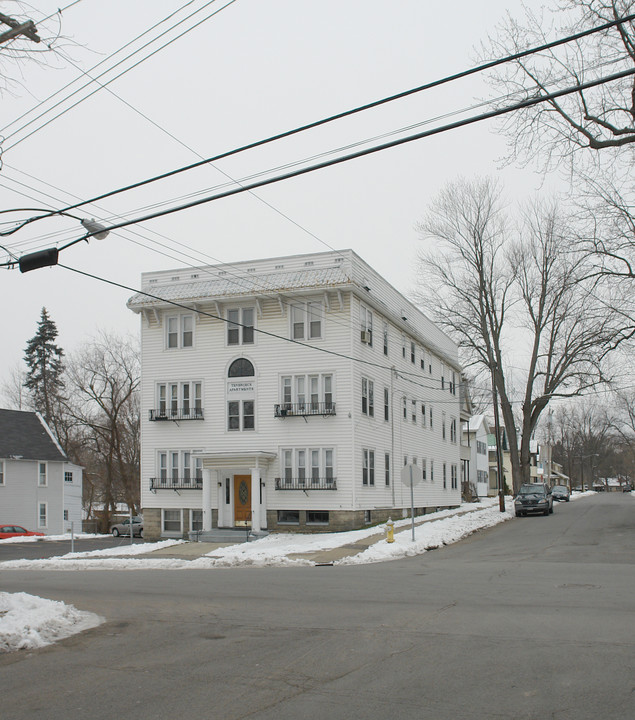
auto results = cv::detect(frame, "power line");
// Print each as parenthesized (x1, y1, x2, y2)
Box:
(6, 11, 634, 228)
(9, 65, 633, 250)
(1, 0, 238, 150)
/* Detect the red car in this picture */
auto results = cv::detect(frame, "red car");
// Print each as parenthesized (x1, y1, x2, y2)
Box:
(0, 525, 46, 539)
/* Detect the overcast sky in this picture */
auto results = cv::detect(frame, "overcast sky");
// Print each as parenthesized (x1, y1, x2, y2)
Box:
(0, 0, 558, 383)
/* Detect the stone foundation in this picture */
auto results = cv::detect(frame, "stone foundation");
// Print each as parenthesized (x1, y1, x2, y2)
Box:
(142, 505, 459, 539)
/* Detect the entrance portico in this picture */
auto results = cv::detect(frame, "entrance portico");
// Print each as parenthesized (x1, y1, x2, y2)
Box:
(195, 451, 276, 534)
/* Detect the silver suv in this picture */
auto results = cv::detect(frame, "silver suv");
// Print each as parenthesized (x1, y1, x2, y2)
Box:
(514, 484, 553, 517)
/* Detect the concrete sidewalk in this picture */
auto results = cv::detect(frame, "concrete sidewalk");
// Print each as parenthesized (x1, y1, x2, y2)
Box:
(138, 504, 488, 564)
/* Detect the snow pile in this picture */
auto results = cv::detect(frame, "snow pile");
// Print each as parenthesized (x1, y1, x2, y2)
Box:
(0, 592, 104, 653)
(61, 539, 184, 559)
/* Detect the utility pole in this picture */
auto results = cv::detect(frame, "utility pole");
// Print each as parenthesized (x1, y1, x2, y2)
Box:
(0, 12, 41, 47)
(490, 363, 506, 512)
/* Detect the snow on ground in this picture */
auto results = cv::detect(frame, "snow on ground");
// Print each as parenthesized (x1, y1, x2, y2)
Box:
(0, 592, 104, 653)
(0, 493, 603, 652)
(0, 494, 600, 572)
(0, 532, 111, 544)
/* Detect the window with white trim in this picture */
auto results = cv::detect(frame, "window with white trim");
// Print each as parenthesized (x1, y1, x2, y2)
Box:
(412, 399, 417, 424)
(0, 460, 4, 485)
(422, 458, 427, 480)
(291, 301, 322, 340)
(441, 363, 446, 390)
(191, 509, 203, 531)
(360, 305, 373, 346)
(38, 502, 47, 528)
(383, 322, 388, 356)
(156, 451, 202, 486)
(162, 509, 182, 534)
(280, 373, 333, 411)
(362, 449, 375, 486)
(410, 341, 416, 364)
(228, 400, 254, 431)
(403, 397, 407, 420)
(385, 452, 390, 486)
(64, 471, 73, 483)
(280, 447, 335, 487)
(38, 462, 47, 487)
(451, 464, 458, 489)
(384, 387, 389, 421)
(429, 406, 433, 430)
(443, 462, 447, 489)
(450, 417, 457, 443)
(402, 334, 406, 359)
(166, 314, 194, 349)
(442, 412, 447, 441)
(362, 377, 374, 417)
(421, 403, 427, 428)
(430, 459, 434, 482)
(227, 307, 255, 345)
(156, 381, 203, 418)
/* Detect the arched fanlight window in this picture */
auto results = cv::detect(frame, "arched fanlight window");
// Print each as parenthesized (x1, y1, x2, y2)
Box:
(228, 358, 255, 378)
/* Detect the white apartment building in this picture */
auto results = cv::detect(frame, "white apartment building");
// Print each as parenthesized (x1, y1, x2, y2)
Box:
(462, 414, 491, 499)
(127, 250, 462, 539)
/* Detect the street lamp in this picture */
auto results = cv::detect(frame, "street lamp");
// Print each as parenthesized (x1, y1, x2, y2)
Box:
(0, 210, 109, 273)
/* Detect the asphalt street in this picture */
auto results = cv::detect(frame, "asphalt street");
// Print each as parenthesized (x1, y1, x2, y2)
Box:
(0, 535, 146, 561)
(1, 493, 633, 720)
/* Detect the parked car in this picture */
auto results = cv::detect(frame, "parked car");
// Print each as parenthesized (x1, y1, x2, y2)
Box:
(0, 525, 46, 539)
(110, 517, 143, 538)
(551, 485, 570, 502)
(514, 484, 553, 517)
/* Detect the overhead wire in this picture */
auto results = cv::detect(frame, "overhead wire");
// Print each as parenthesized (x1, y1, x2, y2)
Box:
(4, 11, 634, 226)
(1, 0, 239, 151)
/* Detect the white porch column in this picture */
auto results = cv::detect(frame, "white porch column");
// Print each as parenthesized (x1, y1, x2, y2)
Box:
(251, 466, 261, 533)
(202, 469, 213, 531)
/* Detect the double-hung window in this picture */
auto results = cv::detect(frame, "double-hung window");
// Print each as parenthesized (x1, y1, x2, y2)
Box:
(0, 460, 4, 485)
(361, 377, 374, 417)
(442, 412, 447, 441)
(228, 400, 254, 431)
(227, 307, 255, 345)
(384, 387, 389, 421)
(385, 453, 390, 485)
(280, 373, 333, 413)
(281, 447, 335, 487)
(38, 462, 47, 487)
(362, 449, 375, 486)
(166, 314, 194, 349)
(291, 302, 322, 340)
(412, 400, 417, 423)
(410, 341, 415, 364)
(38, 502, 47, 528)
(421, 403, 427, 428)
(360, 305, 373, 345)
(383, 322, 388, 355)
(450, 417, 457, 443)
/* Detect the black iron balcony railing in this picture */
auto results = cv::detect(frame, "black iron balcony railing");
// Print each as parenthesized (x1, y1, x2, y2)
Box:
(274, 402, 336, 418)
(275, 476, 337, 490)
(150, 477, 203, 492)
(149, 408, 204, 421)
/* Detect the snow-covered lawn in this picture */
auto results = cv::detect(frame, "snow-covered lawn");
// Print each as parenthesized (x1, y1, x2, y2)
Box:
(0, 592, 104, 653)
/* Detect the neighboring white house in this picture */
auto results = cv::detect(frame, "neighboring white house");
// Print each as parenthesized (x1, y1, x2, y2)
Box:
(462, 414, 491, 499)
(127, 249, 462, 539)
(0, 409, 82, 534)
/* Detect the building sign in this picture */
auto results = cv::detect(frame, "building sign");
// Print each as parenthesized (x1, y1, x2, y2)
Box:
(227, 381, 254, 395)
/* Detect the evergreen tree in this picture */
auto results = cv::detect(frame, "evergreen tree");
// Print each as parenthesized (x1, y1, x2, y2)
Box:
(23, 307, 65, 427)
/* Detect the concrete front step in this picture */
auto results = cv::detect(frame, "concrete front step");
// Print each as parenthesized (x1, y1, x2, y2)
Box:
(188, 528, 268, 544)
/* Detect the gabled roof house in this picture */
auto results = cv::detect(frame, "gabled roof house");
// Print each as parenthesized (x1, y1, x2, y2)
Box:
(0, 409, 82, 534)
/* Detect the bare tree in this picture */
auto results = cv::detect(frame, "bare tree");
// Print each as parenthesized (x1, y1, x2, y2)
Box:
(1, 362, 28, 409)
(64, 332, 140, 528)
(483, 0, 635, 172)
(415, 177, 624, 492)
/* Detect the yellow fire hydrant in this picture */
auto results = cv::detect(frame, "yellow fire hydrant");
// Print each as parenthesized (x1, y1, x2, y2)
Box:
(386, 517, 394, 543)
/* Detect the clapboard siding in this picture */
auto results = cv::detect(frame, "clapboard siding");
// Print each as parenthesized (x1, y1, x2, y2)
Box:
(132, 250, 461, 529)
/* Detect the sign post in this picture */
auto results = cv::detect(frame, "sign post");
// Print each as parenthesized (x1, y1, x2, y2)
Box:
(400, 463, 423, 541)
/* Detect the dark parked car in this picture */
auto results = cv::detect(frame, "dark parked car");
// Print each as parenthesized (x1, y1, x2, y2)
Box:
(110, 517, 143, 537)
(514, 483, 553, 517)
(0, 525, 45, 539)
(551, 485, 570, 502)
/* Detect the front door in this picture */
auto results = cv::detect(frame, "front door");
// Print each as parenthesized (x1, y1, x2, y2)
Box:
(233, 475, 251, 526)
